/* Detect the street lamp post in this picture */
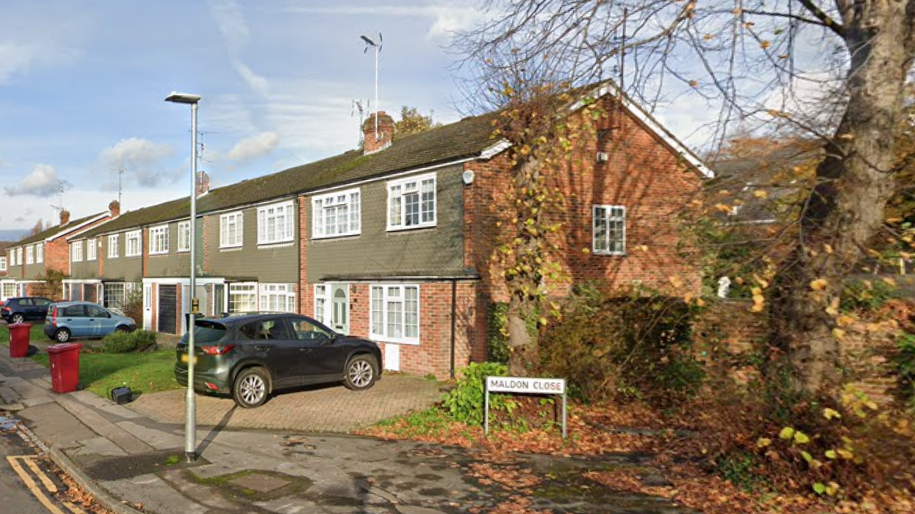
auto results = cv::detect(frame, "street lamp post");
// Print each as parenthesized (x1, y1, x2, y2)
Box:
(165, 91, 201, 463)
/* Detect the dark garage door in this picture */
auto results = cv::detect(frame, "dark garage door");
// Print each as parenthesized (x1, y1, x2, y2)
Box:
(158, 285, 177, 334)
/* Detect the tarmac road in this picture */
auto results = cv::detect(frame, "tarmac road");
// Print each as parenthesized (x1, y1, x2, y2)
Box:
(0, 413, 90, 514)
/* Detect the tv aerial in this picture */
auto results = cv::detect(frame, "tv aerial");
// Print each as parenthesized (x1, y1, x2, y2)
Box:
(360, 33, 382, 140)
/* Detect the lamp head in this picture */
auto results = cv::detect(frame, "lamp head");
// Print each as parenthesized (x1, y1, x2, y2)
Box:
(165, 91, 201, 104)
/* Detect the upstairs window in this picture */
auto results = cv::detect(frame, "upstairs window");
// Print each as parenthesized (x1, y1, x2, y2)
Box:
(220, 212, 244, 248)
(258, 201, 295, 244)
(87, 239, 97, 261)
(26, 246, 33, 265)
(71, 241, 83, 262)
(177, 221, 191, 252)
(16, 248, 22, 266)
(9, 250, 15, 267)
(0, 257, 6, 271)
(36, 244, 43, 263)
(126, 230, 142, 257)
(592, 205, 626, 255)
(313, 189, 360, 239)
(108, 234, 120, 258)
(387, 173, 436, 230)
(148, 225, 168, 255)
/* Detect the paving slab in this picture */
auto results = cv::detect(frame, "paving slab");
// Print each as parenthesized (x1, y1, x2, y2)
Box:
(68, 436, 129, 458)
(101, 474, 210, 514)
(18, 401, 97, 449)
(230, 472, 291, 493)
(56, 395, 154, 454)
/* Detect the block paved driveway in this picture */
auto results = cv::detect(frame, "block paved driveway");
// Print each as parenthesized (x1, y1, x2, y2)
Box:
(128, 374, 444, 433)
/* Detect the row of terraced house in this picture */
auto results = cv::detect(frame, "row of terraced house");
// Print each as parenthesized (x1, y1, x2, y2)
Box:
(2, 85, 710, 377)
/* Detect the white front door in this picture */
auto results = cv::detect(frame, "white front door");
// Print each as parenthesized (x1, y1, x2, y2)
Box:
(330, 284, 349, 334)
(143, 284, 153, 330)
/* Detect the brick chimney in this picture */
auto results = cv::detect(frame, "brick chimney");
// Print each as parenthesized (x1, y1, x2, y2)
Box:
(109, 200, 121, 218)
(59, 209, 70, 226)
(362, 111, 395, 154)
(196, 171, 210, 196)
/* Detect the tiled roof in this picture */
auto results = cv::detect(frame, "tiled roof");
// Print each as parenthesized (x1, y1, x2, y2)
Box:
(80, 111, 502, 238)
(13, 212, 106, 246)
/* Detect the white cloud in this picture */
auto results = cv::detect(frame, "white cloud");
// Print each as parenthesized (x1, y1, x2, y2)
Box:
(0, 44, 36, 83)
(282, 3, 486, 41)
(227, 131, 280, 161)
(234, 61, 269, 95)
(208, 0, 249, 53)
(4, 163, 62, 196)
(98, 138, 177, 187)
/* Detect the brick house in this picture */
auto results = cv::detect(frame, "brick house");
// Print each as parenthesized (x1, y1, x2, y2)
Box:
(63, 84, 708, 377)
(2, 206, 116, 301)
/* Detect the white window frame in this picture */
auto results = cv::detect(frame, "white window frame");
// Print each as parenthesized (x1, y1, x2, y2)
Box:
(87, 239, 97, 261)
(26, 246, 34, 265)
(16, 248, 22, 266)
(108, 234, 120, 259)
(36, 244, 43, 263)
(0, 256, 6, 271)
(125, 230, 142, 257)
(312, 189, 361, 239)
(72, 241, 83, 262)
(369, 284, 420, 344)
(177, 221, 191, 252)
(258, 201, 296, 245)
(592, 205, 626, 255)
(387, 173, 436, 231)
(314, 284, 328, 324)
(148, 225, 169, 255)
(259, 283, 295, 313)
(228, 282, 257, 313)
(8, 251, 14, 267)
(220, 212, 244, 249)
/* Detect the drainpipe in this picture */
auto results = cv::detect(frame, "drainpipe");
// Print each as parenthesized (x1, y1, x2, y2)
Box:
(450, 279, 457, 379)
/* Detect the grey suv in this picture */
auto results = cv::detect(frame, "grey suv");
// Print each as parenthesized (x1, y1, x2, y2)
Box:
(174, 313, 382, 408)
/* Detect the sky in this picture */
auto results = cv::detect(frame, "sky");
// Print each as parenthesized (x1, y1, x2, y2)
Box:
(0, 0, 719, 236)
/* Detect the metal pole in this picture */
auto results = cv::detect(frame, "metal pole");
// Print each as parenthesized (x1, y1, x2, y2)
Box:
(185, 101, 198, 462)
(374, 44, 379, 139)
(561, 392, 567, 439)
(484, 379, 489, 435)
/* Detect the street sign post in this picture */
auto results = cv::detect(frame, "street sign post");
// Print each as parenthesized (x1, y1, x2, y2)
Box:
(484, 376, 567, 438)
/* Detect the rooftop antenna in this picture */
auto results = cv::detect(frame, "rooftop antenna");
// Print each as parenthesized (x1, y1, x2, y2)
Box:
(352, 99, 367, 145)
(117, 168, 125, 206)
(360, 33, 382, 140)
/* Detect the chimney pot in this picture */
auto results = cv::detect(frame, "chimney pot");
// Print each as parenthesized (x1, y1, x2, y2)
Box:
(362, 111, 396, 154)
(109, 200, 121, 218)
(59, 209, 71, 225)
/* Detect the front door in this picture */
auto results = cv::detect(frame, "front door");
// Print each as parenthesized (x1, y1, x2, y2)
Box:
(330, 284, 349, 334)
(143, 284, 153, 330)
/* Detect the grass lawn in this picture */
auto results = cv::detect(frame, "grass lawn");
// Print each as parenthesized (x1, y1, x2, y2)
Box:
(30, 349, 181, 398)
(0, 323, 48, 346)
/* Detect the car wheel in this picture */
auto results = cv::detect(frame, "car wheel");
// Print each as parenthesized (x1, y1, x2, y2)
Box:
(344, 354, 378, 391)
(54, 328, 71, 343)
(116, 325, 130, 333)
(11, 313, 24, 324)
(233, 368, 269, 409)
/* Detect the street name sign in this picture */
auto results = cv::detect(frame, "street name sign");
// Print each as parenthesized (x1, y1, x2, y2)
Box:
(484, 376, 567, 438)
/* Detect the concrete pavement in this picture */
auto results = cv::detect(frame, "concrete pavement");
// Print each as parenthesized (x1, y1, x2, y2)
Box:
(0, 349, 690, 514)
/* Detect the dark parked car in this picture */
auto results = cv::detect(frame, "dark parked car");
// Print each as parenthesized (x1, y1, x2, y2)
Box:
(43, 301, 137, 342)
(1, 297, 54, 324)
(174, 313, 382, 408)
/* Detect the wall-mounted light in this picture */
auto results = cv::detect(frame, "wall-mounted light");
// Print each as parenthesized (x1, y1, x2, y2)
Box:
(462, 170, 475, 185)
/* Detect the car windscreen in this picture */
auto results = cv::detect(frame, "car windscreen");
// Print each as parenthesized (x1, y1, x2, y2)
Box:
(193, 320, 228, 344)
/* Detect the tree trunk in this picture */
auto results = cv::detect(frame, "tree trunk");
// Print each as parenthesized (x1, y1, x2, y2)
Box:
(507, 296, 538, 375)
(773, 2, 915, 393)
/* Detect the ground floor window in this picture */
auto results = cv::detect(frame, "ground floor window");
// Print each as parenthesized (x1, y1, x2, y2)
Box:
(314, 284, 327, 324)
(2, 282, 17, 299)
(370, 284, 419, 344)
(229, 283, 257, 313)
(259, 283, 295, 313)
(104, 283, 126, 310)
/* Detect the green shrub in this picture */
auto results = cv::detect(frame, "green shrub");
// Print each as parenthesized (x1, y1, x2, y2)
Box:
(101, 330, 157, 353)
(840, 279, 895, 312)
(540, 284, 704, 405)
(442, 362, 515, 426)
